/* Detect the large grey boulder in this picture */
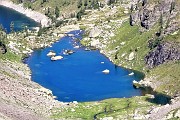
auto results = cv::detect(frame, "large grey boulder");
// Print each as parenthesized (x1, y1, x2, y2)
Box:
(89, 26, 101, 38)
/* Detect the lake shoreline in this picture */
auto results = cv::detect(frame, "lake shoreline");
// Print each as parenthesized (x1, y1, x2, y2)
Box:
(0, 0, 51, 27)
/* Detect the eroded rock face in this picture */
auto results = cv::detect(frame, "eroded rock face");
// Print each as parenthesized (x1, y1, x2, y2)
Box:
(145, 42, 180, 68)
(130, 0, 179, 30)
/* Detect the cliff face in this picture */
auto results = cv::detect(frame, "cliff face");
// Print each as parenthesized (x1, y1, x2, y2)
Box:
(145, 42, 180, 68)
(130, 0, 179, 31)
(130, 0, 180, 68)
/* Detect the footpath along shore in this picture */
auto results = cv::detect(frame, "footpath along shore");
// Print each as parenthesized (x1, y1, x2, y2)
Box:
(0, 0, 51, 27)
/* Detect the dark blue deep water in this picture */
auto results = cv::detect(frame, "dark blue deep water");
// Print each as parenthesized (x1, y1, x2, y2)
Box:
(26, 30, 142, 102)
(0, 5, 39, 33)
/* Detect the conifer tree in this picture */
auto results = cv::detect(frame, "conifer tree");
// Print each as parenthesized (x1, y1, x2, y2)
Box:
(55, 6, 60, 18)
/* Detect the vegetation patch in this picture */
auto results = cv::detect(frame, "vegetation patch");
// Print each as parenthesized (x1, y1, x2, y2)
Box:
(51, 96, 156, 119)
(106, 21, 158, 71)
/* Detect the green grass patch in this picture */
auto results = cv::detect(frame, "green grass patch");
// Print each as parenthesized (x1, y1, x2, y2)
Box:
(0, 50, 22, 62)
(51, 96, 156, 120)
(106, 21, 158, 71)
(164, 30, 180, 42)
(146, 61, 180, 96)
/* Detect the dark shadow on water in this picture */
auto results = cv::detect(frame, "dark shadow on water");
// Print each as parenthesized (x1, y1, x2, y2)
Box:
(128, 70, 171, 105)
(146, 93, 171, 105)
(132, 70, 145, 81)
(141, 87, 171, 105)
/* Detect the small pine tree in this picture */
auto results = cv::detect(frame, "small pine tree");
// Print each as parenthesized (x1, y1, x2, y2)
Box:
(159, 14, 163, 28)
(76, 8, 85, 21)
(93, 0, 99, 9)
(55, 6, 60, 18)
(129, 14, 133, 26)
(0, 24, 4, 31)
(158, 13, 163, 36)
(130, 4, 133, 12)
(84, 0, 88, 7)
(170, 1, 175, 13)
(142, 0, 147, 6)
(77, 0, 83, 8)
(108, 0, 115, 5)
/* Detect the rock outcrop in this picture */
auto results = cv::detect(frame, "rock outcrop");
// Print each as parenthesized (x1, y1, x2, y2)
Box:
(130, 0, 179, 31)
(0, 42, 7, 54)
(145, 42, 180, 68)
(89, 26, 101, 38)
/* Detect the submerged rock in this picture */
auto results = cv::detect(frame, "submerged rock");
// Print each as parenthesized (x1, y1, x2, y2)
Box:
(63, 49, 75, 55)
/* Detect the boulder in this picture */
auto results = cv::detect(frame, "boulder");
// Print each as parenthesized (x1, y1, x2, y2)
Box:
(102, 69, 110, 74)
(101, 117, 113, 120)
(120, 42, 126, 46)
(63, 49, 75, 55)
(174, 109, 180, 118)
(129, 52, 135, 60)
(89, 26, 101, 38)
(74, 45, 80, 49)
(51, 56, 63, 61)
(133, 80, 141, 88)
(47, 51, 56, 57)
(90, 39, 100, 47)
(129, 72, 134, 76)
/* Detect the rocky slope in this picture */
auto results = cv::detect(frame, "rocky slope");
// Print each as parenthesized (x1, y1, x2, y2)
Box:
(0, 59, 67, 119)
(145, 42, 180, 68)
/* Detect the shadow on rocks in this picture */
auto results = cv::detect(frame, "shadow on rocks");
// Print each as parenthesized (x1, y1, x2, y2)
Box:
(146, 92, 171, 105)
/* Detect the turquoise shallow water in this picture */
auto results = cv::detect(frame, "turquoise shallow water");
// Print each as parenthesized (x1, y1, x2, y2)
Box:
(26, 30, 142, 102)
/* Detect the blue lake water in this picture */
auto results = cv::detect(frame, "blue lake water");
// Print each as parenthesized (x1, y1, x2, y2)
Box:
(0, 5, 39, 33)
(26, 30, 143, 102)
(0, 6, 143, 102)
